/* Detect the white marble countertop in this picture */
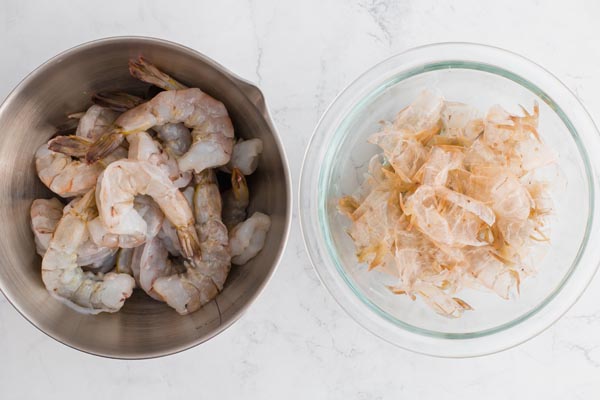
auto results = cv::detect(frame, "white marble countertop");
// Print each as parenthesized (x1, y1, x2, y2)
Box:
(2, 0, 600, 398)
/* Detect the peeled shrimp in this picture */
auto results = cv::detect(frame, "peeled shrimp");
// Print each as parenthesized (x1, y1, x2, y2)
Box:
(191, 170, 231, 289)
(76, 105, 120, 141)
(115, 248, 134, 275)
(158, 187, 194, 257)
(153, 170, 231, 314)
(87, 87, 234, 174)
(92, 89, 194, 160)
(30, 198, 63, 256)
(222, 138, 263, 175)
(38, 134, 130, 198)
(88, 195, 164, 249)
(154, 123, 192, 157)
(137, 236, 174, 300)
(48, 103, 122, 158)
(127, 131, 192, 188)
(78, 246, 117, 274)
(94, 90, 194, 163)
(36, 143, 104, 198)
(132, 58, 261, 175)
(222, 168, 249, 230)
(41, 190, 135, 314)
(32, 197, 117, 272)
(229, 212, 271, 265)
(90, 90, 194, 163)
(95, 159, 200, 259)
(51, 128, 192, 189)
(87, 58, 234, 174)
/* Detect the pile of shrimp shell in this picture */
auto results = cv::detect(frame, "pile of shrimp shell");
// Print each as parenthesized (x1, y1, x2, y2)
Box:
(339, 90, 555, 318)
(31, 58, 271, 315)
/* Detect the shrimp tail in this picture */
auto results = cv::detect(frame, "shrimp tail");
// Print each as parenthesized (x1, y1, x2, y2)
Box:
(86, 131, 125, 163)
(77, 189, 99, 220)
(231, 167, 249, 202)
(92, 91, 145, 112)
(55, 118, 80, 136)
(176, 225, 202, 260)
(48, 135, 93, 158)
(128, 57, 188, 91)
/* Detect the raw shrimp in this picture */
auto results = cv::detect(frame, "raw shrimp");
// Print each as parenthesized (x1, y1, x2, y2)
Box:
(129, 246, 143, 286)
(41, 190, 135, 314)
(157, 219, 181, 256)
(92, 90, 193, 158)
(48, 103, 122, 158)
(137, 236, 174, 300)
(76, 105, 120, 141)
(95, 159, 200, 259)
(154, 123, 192, 157)
(39, 135, 129, 197)
(52, 129, 192, 188)
(127, 131, 192, 188)
(222, 138, 263, 175)
(222, 168, 249, 230)
(191, 170, 230, 289)
(30, 198, 63, 256)
(158, 187, 194, 257)
(31, 197, 117, 272)
(86, 87, 234, 175)
(182, 186, 195, 209)
(78, 245, 117, 274)
(133, 59, 262, 174)
(70, 198, 119, 272)
(229, 212, 271, 265)
(87, 58, 234, 174)
(115, 248, 134, 275)
(153, 170, 231, 315)
(88, 195, 164, 249)
(36, 142, 104, 197)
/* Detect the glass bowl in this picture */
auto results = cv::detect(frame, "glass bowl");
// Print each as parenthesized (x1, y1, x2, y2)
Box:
(299, 43, 600, 357)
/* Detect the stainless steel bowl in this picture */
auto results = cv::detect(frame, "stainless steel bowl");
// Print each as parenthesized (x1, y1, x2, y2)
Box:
(0, 36, 292, 358)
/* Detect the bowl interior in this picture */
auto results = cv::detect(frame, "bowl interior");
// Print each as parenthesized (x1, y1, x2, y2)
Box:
(322, 64, 591, 336)
(0, 38, 289, 358)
